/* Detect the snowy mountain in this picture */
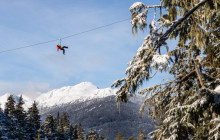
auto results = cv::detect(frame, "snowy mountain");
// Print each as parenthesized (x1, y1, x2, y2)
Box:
(0, 82, 155, 139)
(0, 82, 118, 109)
(35, 82, 118, 108)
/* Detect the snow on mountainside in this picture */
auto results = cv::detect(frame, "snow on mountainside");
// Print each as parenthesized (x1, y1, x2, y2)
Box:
(0, 82, 117, 109)
(0, 82, 146, 110)
(35, 82, 117, 107)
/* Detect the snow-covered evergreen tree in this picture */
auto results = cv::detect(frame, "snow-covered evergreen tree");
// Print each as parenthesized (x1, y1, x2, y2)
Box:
(42, 114, 57, 139)
(26, 101, 41, 139)
(61, 112, 71, 134)
(73, 124, 79, 140)
(0, 108, 12, 139)
(86, 129, 98, 140)
(77, 122, 85, 140)
(54, 111, 60, 128)
(3, 94, 18, 139)
(112, 0, 219, 139)
(14, 95, 27, 139)
(97, 134, 105, 140)
(4, 94, 15, 118)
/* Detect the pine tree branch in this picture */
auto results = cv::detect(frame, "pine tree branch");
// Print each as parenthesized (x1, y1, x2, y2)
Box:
(156, 0, 209, 48)
(178, 70, 196, 82)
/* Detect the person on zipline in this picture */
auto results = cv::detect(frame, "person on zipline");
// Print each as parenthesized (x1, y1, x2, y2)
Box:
(57, 44, 68, 55)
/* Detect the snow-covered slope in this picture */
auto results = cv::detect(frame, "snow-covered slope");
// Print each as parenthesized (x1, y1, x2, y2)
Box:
(0, 82, 117, 109)
(36, 82, 117, 107)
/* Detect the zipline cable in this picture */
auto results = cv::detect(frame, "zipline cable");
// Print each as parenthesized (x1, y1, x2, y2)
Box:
(0, 9, 159, 54)
(0, 18, 130, 54)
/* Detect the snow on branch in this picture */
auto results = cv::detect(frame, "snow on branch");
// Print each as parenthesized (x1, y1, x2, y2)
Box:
(209, 116, 220, 139)
(129, 2, 161, 12)
(151, 53, 170, 70)
(200, 85, 220, 104)
(130, 2, 161, 33)
(157, 0, 209, 45)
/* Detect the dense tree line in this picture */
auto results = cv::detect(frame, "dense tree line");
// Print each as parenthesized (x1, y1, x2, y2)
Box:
(0, 94, 107, 140)
(0, 95, 40, 139)
(0, 94, 148, 139)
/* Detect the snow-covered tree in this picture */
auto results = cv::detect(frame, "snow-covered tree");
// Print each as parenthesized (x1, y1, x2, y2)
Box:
(77, 122, 85, 140)
(73, 124, 79, 140)
(97, 134, 105, 140)
(3, 94, 18, 138)
(14, 95, 27, 139)
(86, 129, 98, 140)
(54, 111, 60, 128)
(26, 101, 41, 139)
(0, 108, 12, 139)
(112, 0, 219, 139)
(42, 114, 57, 139)
(61, 112, 70, 133)
(4, 94, 15, 118)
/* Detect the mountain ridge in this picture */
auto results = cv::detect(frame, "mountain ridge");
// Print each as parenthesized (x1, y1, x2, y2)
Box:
(0, 82, 119, 109)
(0, 82, 155, 139)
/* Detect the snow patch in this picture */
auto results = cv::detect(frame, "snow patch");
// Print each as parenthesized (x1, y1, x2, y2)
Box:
(129, 2, 145, 11)
(214, 85, 220, 93)
(152, 54, 169, 65)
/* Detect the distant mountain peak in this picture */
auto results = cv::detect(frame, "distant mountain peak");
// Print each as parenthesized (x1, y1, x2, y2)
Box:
(0, 82, 117, 109)
(74, 81, 98, 89)
(35, 82, 116, 108)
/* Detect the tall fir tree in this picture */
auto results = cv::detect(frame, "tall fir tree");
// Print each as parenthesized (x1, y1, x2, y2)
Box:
(73, 124, 78, 140)
(61, 112, 70, 134)
(57, 113, 64, 139)
(0, 107, 13, 139)
(86, 129, 98, 140)
(42, 114, 57, 139)
(97, 134, 105, 140)
(4, 94, 17, 139)
(68, 124, 74, 139)
(14, 95, 27, 139)
(26, 101, 41, 139)
(77, 122, 85, 140)
(4, 94, 15, 118)
(55, 111, 60, 128)
(112, 0, 219, 139)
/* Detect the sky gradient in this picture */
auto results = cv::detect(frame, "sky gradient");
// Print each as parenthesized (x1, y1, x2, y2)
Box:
(0, 0, 171, 98)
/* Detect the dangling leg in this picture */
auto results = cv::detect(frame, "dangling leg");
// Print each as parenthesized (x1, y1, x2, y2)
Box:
(62, 48, 65, 55)
(62, 46, 68, 55)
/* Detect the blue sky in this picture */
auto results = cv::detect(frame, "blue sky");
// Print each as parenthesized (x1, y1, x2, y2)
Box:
(0, 0, 171, 98)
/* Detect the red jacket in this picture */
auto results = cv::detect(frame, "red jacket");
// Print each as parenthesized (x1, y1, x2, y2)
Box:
(56, 45, 62, 51)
